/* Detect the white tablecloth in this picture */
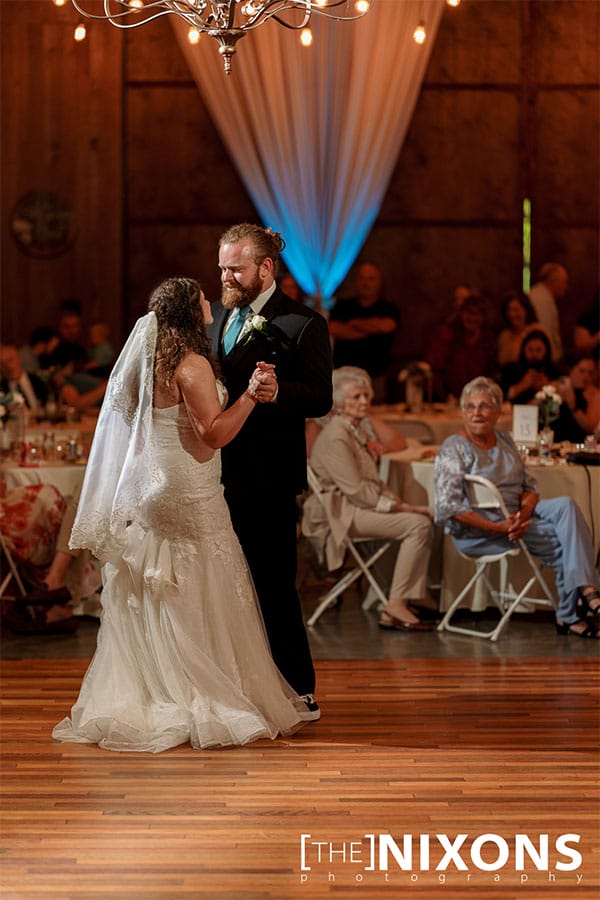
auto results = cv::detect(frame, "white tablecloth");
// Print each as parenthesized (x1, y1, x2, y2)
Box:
(0, 462, 86, 498)
(372, 403, 513, 445)
(382, 450, 599, 610)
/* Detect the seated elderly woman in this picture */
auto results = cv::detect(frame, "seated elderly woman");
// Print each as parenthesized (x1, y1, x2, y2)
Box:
(302, 366, 435, 631)
(305, 365, 409, 458)
(434, 376, 600, 639)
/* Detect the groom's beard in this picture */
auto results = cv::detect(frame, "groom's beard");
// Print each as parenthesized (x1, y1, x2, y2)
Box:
(221, 273, 263, 309)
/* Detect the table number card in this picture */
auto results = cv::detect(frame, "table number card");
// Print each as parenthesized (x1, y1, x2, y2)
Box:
(512, 404, 539, 446)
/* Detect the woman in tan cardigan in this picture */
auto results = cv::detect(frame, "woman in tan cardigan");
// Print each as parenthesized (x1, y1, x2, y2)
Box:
(302, 367, 434, 631)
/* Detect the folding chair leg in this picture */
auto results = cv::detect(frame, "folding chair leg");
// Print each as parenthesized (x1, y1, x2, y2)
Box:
(0, 534, 27, 600)
(306, 566, 365, 627)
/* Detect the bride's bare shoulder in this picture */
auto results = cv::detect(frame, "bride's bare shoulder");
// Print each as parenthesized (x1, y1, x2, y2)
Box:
(176, 351, 216, 389)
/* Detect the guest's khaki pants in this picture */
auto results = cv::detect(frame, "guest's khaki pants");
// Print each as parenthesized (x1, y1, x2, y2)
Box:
(349, 510, 433, 600)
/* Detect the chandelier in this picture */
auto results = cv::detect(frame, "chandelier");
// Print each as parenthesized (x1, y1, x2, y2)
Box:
(70, 0, 375, 74)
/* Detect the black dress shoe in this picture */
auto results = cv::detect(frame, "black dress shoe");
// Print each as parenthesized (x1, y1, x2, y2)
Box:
(378, 612, 435, 632)
(16, 586, 72, 607)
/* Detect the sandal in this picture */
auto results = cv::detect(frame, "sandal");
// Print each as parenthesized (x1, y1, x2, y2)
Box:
(556, 619, 599, 639)
(578, 588, 600, 618)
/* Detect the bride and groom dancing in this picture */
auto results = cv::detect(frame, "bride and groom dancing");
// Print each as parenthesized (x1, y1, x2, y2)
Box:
(53, 224, 333, 752)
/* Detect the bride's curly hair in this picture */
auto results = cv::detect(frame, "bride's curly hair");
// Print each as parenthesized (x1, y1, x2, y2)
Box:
(148, 277, 218, 387)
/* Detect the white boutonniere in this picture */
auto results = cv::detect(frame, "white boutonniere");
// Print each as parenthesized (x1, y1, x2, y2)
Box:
(242, 314, 269, 345)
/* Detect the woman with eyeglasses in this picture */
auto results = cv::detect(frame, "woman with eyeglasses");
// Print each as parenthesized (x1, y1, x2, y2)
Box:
(434, 376, 599, 639)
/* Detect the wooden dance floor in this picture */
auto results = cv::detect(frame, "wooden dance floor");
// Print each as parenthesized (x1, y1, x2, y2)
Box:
(1, 657, 598, 899)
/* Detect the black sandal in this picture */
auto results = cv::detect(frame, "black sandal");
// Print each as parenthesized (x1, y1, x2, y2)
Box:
(578, 589, 600, 618)
(556, 619, 600, 639)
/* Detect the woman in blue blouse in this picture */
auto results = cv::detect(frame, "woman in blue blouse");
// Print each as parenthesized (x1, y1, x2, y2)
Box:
(434, 376, 599, 639)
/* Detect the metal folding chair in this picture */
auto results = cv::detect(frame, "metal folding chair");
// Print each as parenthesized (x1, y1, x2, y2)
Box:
(305, 465, 392, 627)
(437, 474, 556, 641)
(0, 529, 27, 601)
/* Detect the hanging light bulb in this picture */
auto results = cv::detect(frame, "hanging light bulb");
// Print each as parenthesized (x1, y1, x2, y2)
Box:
(446, 0, 461, 6)
(74, 22, 87, 41)
(67, 0, 374, 75)
(187, 26, 200, 44)
(52, 0, 67, 7)
(413, 21, 426, 44)
(300, 27, 313, 47)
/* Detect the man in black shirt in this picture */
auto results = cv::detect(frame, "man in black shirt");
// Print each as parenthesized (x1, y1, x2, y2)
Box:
(329, 262, 399, 402)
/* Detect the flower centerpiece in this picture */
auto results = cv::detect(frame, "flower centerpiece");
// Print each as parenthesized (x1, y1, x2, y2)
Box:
(398, 361, 432, 412)
(535, 384, 562, 462)
(0, 389, 26, 453)
(535, 384, 562, 429)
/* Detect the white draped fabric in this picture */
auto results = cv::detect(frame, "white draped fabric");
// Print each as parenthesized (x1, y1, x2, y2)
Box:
(172, 1, 443, 302)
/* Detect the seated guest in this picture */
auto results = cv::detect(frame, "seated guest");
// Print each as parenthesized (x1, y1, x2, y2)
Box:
(434, 376, 599, 639)
(305, 366, 408, 457)
(19, 326, 58, 374)
(496, 290, 538, 367)
(302, 367, 435, 631)
(1, 482, 99, 634)
(60, 374, 107, 411)
(83, 321, 115, 375)
(426, 293, 497, 401)
(554, 356, 600, 443)
(501, 328, 560, 404)
(0, 344, 47, 410)
(574, 291, 600, 361)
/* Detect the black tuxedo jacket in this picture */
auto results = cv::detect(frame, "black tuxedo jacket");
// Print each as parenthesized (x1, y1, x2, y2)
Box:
(207, 288, 333, 495)
(0, 373, 48, 408)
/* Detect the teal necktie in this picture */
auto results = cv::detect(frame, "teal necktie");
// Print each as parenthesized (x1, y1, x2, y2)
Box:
(223, 305, 251, 355)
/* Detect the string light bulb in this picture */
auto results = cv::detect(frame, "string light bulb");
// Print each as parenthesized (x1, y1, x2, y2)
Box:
(66, 0, 373, 75)
(300, 27, 313, 47)
(446, 0, 461, 6)
(74, 22, 87, 40)
(187, 26, 200, 44)
(413, 21, 426, 44)
(52, 0, 67, 6)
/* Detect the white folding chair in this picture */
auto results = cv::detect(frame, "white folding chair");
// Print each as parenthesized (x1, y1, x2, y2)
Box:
(0, 530, 27, 601)
(305, 465, 392, 627)
(437, 474, 556, 641)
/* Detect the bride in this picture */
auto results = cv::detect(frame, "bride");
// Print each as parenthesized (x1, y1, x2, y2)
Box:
(53, 277, 305, 752)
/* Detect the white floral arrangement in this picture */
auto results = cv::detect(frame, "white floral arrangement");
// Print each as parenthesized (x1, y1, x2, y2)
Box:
(0, 389, 25, 423)
(242, 314, 269, 345)
(398, 360, 431, 382)
(535, 384, 562, 429)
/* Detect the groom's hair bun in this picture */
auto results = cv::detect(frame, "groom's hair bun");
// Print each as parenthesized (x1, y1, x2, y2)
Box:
(219, 222, 286, 268)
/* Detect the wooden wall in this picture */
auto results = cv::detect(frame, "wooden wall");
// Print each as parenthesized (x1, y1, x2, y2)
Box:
(1, 0, 598, 359)
(1, 0, 124, 344)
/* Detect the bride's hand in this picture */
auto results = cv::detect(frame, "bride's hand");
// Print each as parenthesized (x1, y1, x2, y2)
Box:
(248, 363, 277, 403)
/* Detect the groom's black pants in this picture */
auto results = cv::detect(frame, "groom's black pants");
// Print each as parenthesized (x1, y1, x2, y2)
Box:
(224, 485, 316, 697)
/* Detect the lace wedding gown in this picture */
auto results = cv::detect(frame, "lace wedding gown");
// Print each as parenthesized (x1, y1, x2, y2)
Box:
(53, 394, 303, 752)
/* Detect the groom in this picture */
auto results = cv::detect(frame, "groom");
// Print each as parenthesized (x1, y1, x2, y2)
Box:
(207, 223, 332, 721)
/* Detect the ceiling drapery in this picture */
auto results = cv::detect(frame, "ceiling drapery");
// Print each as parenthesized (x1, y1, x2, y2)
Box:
(172, 1, 443, 302)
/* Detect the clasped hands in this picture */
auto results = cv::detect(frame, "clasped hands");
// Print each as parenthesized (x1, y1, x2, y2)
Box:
(248, 362, 277, 403)
(502, 509, 531, 542)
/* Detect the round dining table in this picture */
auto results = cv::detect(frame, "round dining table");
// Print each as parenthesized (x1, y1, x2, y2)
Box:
(371, 402, 513, 445)
(0, 460, 86, 498)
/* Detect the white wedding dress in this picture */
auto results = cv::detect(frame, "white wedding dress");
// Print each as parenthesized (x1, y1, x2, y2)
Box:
(53, 393, 303, 752)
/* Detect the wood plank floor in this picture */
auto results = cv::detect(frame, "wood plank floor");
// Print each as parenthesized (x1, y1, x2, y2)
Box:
(1, 658, 598, 899)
